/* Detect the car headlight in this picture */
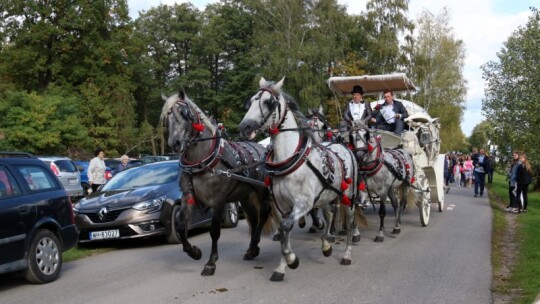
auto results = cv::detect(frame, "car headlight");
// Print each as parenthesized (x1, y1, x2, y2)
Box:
(132, 195, 166, 213)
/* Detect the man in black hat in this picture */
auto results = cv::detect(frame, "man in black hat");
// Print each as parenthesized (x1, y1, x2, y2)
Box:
(343, 85, 373, 127)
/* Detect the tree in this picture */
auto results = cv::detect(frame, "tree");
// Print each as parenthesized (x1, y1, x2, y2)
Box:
(407, 8, 467, 153)
(482, 7, 540, 166)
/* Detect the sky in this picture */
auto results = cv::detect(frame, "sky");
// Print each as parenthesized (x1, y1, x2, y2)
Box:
(127, 0, 540, 136)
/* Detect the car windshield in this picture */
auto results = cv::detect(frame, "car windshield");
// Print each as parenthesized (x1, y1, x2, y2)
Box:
(101, 162, 179, 190)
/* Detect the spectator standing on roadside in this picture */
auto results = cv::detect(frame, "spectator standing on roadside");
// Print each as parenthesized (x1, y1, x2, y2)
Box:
(463, 155, 474, 188)
(88, 148, 106, 193)
(515, 153, 532, 213)
(453, 161, 463, 188)
(473, 148, 489, 197)
(113, 155, 132, 176)
(505, 151, 521, 212)
(444, 154, 452, 186)
(487, 154, 496, 183)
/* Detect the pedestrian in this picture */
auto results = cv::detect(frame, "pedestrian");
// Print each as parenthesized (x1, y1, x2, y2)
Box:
(473, 148, 489, 197)
(444, 154, 452, 186)
(463, 155, 473, 188)
(505, 151, 520, 212)
(515, 153, 532, 213)
(487, 154, 496, 183)
(113, 154, 132, 175)
(88, 148, 107, 193)
(453, 161, 463, 188)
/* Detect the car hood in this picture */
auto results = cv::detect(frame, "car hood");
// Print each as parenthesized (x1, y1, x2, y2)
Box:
(77, 185, 166, 210)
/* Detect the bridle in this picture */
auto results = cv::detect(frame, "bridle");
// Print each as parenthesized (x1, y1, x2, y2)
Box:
(245, 88, 287, 134)
(355, 128, 384, 176)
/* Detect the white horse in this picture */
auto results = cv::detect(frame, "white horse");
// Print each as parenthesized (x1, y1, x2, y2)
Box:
(239, 77, 366, 281)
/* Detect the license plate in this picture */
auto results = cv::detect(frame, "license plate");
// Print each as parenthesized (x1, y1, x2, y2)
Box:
(89, 229, 120, 240)
(68, 178, 77, 185)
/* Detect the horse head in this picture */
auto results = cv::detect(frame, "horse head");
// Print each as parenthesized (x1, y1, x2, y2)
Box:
(239, 77, 286, 140)
(161, 90, 213, 153)
(306, 105, 331, 143)
(351, 121, 375, 162)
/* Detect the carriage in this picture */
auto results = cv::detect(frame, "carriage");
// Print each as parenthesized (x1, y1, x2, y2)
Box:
(327, 73, 445, 226)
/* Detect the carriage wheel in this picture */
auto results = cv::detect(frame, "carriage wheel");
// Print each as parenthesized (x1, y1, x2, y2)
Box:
(438, 195, 445, 212)
(418, 175, 431, 227)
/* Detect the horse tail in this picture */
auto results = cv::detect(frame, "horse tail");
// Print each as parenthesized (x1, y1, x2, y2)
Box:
(354, 205, 368, 228)
(262, 203, 279, 236)
(242, 191, 278, 236)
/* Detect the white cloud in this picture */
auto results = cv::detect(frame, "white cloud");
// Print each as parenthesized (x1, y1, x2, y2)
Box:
(128, 0, 538, 136)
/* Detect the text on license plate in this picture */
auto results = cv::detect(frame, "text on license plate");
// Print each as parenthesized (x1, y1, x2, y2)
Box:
(89, 229, 120, 240)
(68, 178, 77, 185)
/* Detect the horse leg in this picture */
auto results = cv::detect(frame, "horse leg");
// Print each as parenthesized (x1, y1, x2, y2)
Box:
(201, 209, 223, 276)
(320, 205, 334, 257)
(375, 197, 386, 242)
(176, 203, 202, 260)
(340, 204, 355, 265)
(389, 188, 401, 234)
(242, 194, 272, 260)
(270, 217, 298, 282)
(352, 205, 362, 243)
(308, 208, 324, 233)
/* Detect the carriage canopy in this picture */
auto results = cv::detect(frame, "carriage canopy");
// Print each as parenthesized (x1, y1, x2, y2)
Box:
(327, 73, 417, 97)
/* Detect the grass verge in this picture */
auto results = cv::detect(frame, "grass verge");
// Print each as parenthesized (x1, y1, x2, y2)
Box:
(489, 173, 540, 303)
(63, 246, 115, 262)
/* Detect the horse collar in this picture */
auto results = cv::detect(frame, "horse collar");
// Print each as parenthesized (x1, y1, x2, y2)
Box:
(358, 138, 384, 176)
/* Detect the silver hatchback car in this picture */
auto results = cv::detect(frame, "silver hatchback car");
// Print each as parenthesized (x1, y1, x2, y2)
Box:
(38, 156, 84, 199)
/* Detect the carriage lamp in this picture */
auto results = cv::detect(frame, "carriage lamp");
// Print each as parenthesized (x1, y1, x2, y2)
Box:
(132, 195, 166, 213)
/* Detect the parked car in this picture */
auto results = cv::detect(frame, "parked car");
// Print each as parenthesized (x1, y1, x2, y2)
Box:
(104, 158, 143, 174)
(0, 151, 79, 284)
(140, 155, 170, 164)
(73, 160, 239, 244)
(73, 161, 113, 196)
(38, 156, 84, 199)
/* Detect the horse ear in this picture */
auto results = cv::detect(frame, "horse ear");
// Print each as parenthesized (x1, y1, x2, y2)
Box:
(307, 108, 313, 115)
(318, 104, 324, 115)
(179, 89, 186, 100)
(274, 77, 285, 91)
(161, 92, 168, 101)
(259, 77, 267, 88)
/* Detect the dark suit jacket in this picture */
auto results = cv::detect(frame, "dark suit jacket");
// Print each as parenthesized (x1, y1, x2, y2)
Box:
(375, 99, 409, 124)
(343, 100, 373, 124)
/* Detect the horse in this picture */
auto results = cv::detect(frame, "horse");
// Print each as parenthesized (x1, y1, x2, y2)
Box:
(351, 123, 420, 242)
(161, 90, 276, 276)
(239, 77, 366, 281)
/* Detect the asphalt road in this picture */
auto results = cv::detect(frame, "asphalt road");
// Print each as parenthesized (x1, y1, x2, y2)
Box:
(0, 185, 492, 304)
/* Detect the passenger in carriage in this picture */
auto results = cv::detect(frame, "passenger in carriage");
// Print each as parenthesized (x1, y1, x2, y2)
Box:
(342, 85, 373, 127)
(372, 89, 409, 135)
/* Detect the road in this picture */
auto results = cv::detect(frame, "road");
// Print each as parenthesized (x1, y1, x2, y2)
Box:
(0, 185, 492, 304)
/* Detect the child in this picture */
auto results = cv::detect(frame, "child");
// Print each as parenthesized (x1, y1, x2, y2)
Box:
(453, 162, 462, 188)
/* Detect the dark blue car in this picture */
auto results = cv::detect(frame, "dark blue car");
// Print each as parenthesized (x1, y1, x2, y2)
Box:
(0, 152, 78, 284)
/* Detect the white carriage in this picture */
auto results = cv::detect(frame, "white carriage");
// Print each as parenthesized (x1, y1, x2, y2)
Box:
(328, 73, 445, 226)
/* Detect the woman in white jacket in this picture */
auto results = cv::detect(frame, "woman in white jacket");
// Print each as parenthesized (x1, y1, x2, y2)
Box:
(88, 148, 106, 192)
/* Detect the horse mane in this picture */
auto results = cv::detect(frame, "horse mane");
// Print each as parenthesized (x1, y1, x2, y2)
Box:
(260, 79, 316, 141)
(160, 92, 217, 134)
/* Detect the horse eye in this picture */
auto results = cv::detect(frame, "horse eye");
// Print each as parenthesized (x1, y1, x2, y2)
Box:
(244, 97, 253, 110)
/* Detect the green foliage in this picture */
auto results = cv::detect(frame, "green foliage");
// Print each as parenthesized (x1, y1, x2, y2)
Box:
(482, 7, 540, 167)
(0, 90, 88, 154)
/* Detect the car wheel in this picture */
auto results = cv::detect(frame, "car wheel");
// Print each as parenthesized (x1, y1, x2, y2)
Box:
(166, 204, 182, 244)
(222, 202, 239, 228)
(24, 229, 62, 284)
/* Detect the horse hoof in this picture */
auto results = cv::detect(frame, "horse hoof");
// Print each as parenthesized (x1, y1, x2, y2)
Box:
(187, 246, 202, 260)
(201, 266, 216, 276)
(323, 247, 333, 257)
(243, 247, 260, 260)
(308, 227, 317, 233)
(352, 234, 361, 243)
(270, 272, 285, 282)
(272, 233, 283, 242)
(298, 217, 306, 228)
(392, 228, 401, 234)
(326, 235, 336, 243)
(288, 256, 300, 269)
(374, 236, 384, 243)
(338, 230, 347, 236)
(316, 221, 325, 230)
(340, 258, 351, 266)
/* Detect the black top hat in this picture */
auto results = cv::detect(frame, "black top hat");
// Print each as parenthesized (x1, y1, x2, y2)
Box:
(351, 85, 363, 95)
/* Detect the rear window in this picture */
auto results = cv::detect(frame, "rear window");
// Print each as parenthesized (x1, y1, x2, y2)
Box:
(54, 160, 78, 172)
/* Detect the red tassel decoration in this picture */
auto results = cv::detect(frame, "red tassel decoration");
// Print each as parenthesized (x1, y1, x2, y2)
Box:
(268, 126, 280, 135)
(345, 177, 352, 184)
(342, 195, 351, 206)
(358, 180, 366, 191)
(326, 131, 333, 139)
(341, 180, 349, 191)
(192, 123, 205, 132)
(368, 144, 374, 152)
(186, 193, 195, 205)
(405, 163, 410, 169)
(348, 143, 354, 150)
(411, 177, 416, 184)
(264, 176, 272, 186)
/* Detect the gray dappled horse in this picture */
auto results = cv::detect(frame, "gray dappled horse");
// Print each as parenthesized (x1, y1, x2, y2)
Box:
(352, 124, 417, 242)
(239, 77, 366, 281)
(161, 91, 275, 276)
